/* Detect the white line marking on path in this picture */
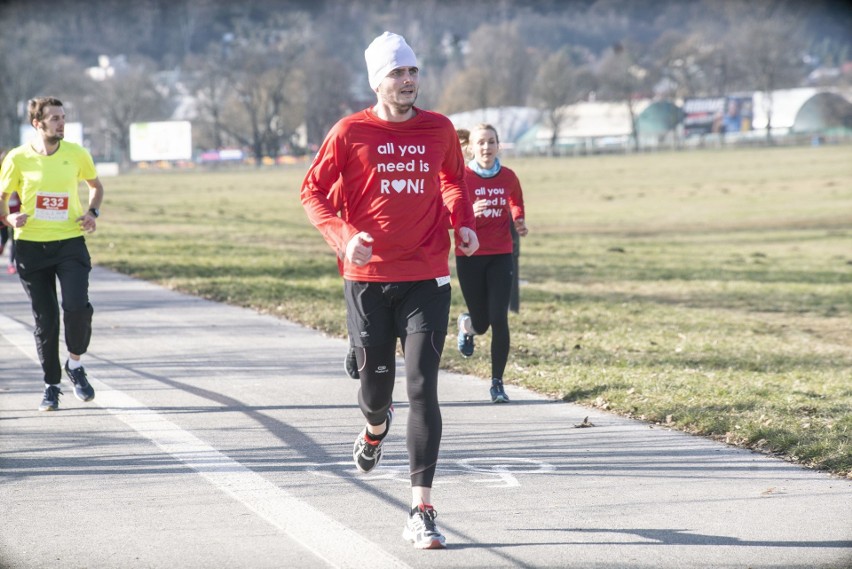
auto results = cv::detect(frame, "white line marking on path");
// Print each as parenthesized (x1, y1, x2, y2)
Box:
(0, 314, 411, 569)
(306, 458, 557, 487)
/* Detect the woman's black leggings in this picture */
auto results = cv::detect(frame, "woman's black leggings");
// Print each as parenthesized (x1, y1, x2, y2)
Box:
(354, 330, 445, 488)
(455, 253, 513, 380)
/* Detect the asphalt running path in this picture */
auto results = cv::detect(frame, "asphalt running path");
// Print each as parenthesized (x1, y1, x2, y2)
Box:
(1, 267, 850, 569)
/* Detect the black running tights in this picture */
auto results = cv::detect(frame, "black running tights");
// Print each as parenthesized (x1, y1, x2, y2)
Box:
(354, 331, 445, 488)
(455, 253, 513, 380)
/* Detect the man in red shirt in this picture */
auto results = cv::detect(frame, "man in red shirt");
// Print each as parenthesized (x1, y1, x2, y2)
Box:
(301, 31, 478, 549)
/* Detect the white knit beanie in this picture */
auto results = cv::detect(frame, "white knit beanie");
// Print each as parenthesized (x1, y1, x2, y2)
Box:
(364, 31, 418, 90)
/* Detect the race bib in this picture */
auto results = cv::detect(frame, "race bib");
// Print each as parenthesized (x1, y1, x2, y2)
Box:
(34, 192, 70, 221)
(436, 275, 451, 287)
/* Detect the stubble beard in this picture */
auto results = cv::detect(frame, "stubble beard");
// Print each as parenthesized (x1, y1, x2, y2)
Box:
(392, 91, 417, 115)
(392, 101, 414, 115)
(379, 82, 418, 115)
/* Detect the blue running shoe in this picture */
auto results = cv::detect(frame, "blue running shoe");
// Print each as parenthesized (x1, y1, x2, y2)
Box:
(64, 360, 95, 402)
(38, 384, 62, 412)
(457, 313, 474, 357)
(490, 379, 510, 403)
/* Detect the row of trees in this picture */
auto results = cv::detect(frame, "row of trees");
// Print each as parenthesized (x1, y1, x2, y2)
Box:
(0, 0, 849, 162)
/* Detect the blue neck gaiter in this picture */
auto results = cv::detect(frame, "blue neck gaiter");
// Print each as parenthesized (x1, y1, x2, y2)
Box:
(468, 158, 502, 178)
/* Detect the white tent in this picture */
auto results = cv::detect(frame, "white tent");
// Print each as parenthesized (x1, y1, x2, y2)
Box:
(514, 100, 654, 152)
(751, 88, 818, 131)
(541, 101, 652, 139)
(447, 107, 540, 146)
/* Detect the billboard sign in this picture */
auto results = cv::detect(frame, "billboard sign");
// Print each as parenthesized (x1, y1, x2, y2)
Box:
(129, 121, 192, 162)
(721, 96, 754, 134)
(684, 96, 753, 136)
(683, 97, 725, 136)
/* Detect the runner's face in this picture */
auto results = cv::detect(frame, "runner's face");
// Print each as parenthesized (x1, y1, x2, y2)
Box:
(35, 106, 65, 143)
(471, 127, 499, 169)
(376, 66, 419, 112)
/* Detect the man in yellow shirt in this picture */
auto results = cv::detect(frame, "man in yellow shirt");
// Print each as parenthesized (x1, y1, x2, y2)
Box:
(0, 97, 105, 411)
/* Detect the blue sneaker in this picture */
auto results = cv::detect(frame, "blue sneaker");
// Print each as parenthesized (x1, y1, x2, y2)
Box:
(490, 379, 510, 403)
(64, 360, 95, 402)
(457, 313, 474, 357)
(38, 384, 63, 411)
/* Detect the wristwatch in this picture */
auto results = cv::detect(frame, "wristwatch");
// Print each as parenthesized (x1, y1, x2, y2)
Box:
(88, 207, 100, 218)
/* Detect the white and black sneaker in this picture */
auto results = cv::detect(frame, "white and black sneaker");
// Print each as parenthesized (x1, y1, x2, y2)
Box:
(402, 504, 446, 549)
(64, 360, 95, 402)
(352, 406, 394, 473)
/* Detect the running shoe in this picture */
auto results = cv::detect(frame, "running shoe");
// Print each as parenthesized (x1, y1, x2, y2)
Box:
(490, 378, 510, 403)
(6, 264, 15, 275)
(344, 347, 359, 380)
(38, 384, 62, 412)
(457, 312, 474, 357)
(353, 405, 394, 473)
(64, 360, 95, 402)
(402, 504, 446, 549)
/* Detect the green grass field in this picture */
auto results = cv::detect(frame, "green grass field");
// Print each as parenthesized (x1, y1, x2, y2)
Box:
(86, 145, 852, 477)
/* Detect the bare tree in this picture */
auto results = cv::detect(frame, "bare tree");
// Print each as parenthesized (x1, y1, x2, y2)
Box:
(184, 46, 233, 150)
(301, 48, 354, 150)
(596, 42, 652, 151)
(723, 1, 807, 142)
(649, 29, 723, 99)
(437, 68, 491, 115)
(464, 21, 537, 109)
(215, 17, 307, 164)
(0, 19, 55, 148)
(86, 59, 172, 165)
(530, 48, 595, 155)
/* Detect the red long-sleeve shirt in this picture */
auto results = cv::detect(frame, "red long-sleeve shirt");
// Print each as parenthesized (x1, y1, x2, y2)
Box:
(301, 107, 474, 282)
(456, 166, 525, 256)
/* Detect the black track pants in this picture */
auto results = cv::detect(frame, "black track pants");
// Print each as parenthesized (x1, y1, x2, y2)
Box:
(15, 237, 93, 384)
